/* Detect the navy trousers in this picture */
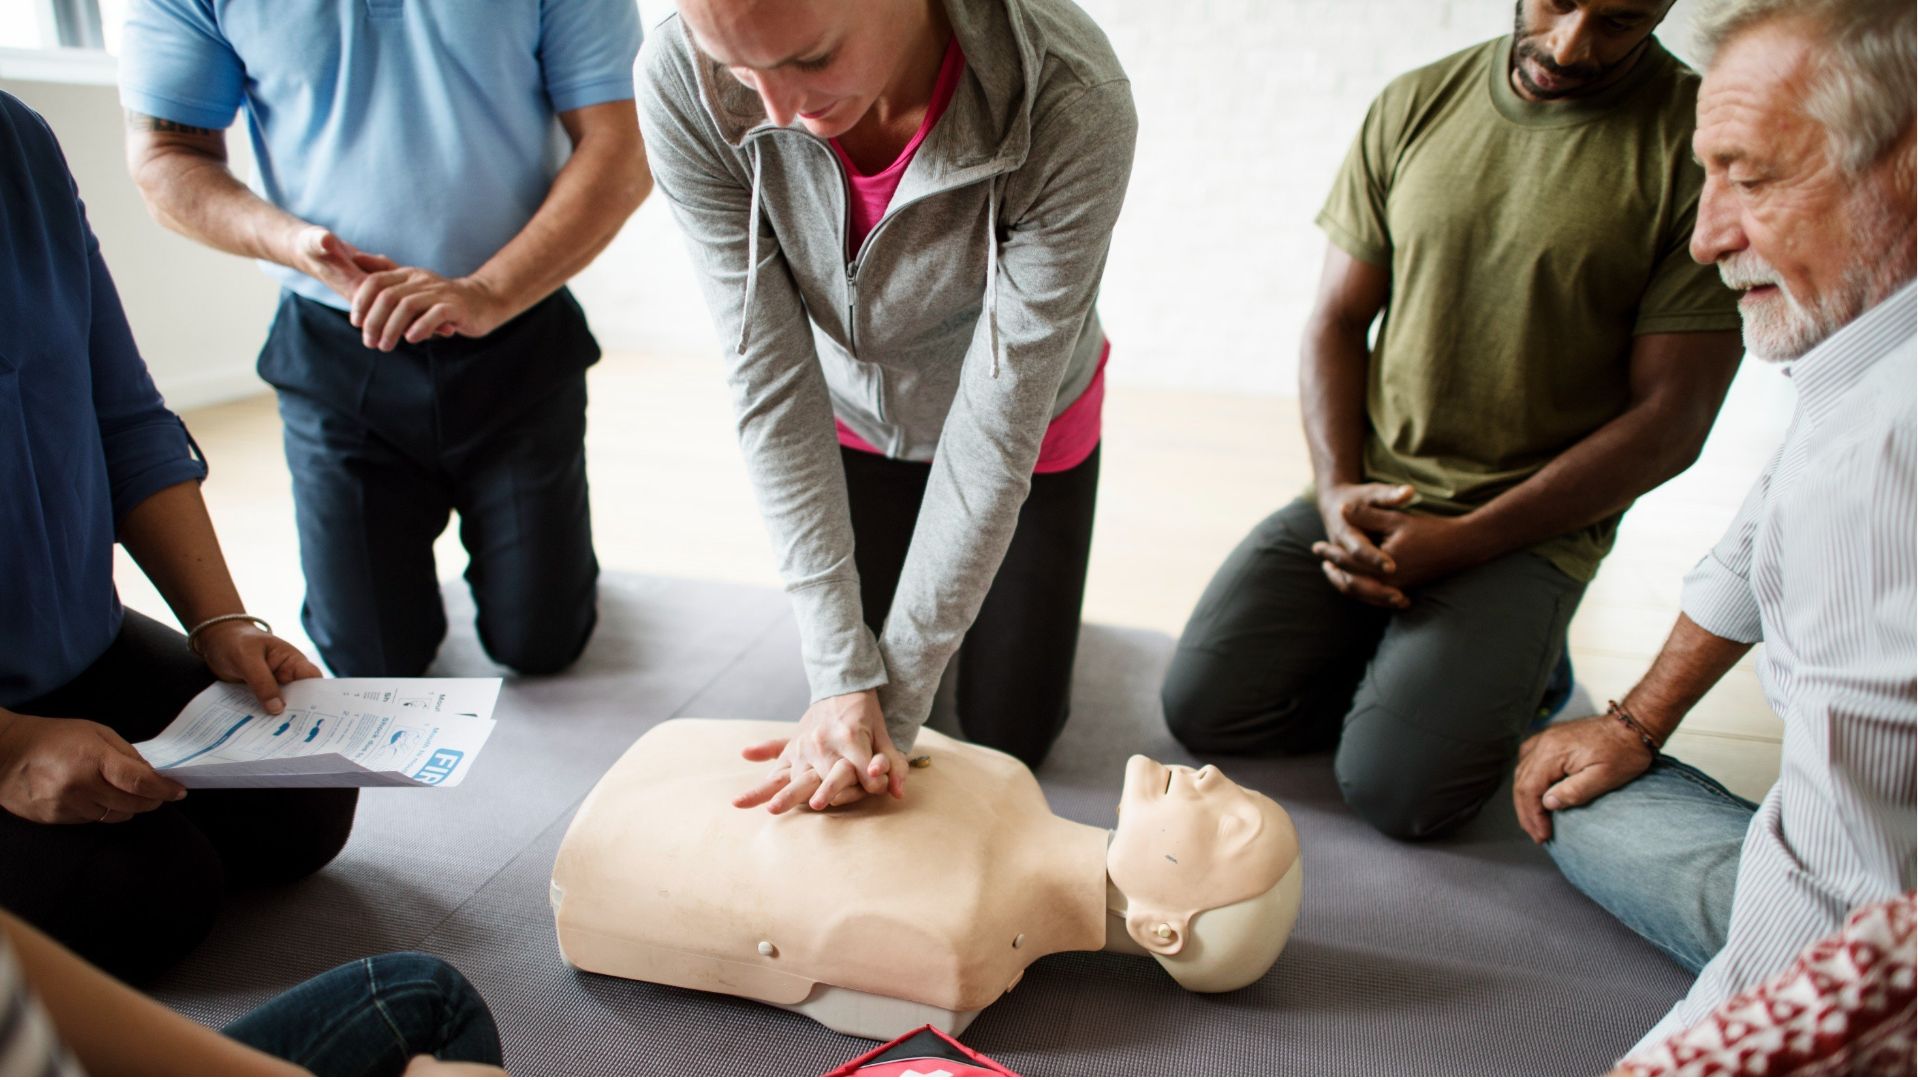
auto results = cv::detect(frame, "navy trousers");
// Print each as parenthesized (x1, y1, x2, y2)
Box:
(260, 290, 601, 677)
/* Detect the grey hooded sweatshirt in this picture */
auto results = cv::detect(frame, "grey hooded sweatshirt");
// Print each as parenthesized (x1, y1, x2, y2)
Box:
(637, 0, 1136, 749)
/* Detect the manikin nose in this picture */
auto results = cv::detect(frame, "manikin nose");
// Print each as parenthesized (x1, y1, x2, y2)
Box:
(1167, 765, 1213, 795)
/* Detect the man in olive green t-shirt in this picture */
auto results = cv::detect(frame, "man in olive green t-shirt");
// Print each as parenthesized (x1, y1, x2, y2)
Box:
(1162, 0, 1743, 841)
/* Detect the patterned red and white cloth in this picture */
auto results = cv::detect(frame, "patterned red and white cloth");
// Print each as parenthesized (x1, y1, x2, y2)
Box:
(1618, 892, 1916, 1076)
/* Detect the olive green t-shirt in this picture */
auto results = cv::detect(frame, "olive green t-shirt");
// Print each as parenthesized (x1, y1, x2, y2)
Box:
(1315, 36, 1741, 582)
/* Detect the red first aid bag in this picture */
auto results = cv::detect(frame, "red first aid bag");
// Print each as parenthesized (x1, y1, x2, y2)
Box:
(823, 1025, 1019, 1077)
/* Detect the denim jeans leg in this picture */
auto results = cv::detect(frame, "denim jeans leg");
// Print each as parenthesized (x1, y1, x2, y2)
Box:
(223, 952, 502, 1074)
(1543, 755, 1757, 973)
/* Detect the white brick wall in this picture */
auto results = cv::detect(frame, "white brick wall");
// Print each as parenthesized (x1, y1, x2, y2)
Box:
(573, 0, 1706, 394)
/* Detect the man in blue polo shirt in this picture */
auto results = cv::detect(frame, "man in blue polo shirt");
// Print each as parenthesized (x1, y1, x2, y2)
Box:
(120, 0, 649, 679)
(0, 90, 356, 981)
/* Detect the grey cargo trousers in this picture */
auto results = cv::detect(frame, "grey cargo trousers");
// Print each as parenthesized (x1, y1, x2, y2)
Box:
(1160, 498, 1586, 840)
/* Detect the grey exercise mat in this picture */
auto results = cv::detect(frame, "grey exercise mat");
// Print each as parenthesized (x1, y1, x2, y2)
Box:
(148, 573, 1690, 1075)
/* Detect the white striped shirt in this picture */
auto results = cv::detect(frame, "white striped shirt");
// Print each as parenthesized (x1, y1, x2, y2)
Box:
(0, 933, 81, 1077)
(1638, 281, 1918, 1050)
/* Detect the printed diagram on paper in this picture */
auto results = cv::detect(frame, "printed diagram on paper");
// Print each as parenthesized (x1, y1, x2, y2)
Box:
(133, 678, 501, 789)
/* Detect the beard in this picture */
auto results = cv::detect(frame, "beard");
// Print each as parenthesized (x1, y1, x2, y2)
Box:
(1718, 188, 1915, 362)
(1509, 1, 1640, 99)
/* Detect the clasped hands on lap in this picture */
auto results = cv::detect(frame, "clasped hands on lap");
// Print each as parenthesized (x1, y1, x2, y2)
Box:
(1310, 481, 1495, 609)
(1306, 480, 1663, 840)
(0, 620, 316, 826)
(733, 688, 912, 814)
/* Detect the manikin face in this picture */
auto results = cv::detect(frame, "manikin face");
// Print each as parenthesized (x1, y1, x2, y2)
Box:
(1690, 21, 1916, 362)
(679, 0, 925, 139)
(1508, 0, 1672, 101)
(1107, 755, 1298, 956)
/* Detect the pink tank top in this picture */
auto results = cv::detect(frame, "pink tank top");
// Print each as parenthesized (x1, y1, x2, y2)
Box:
(830, 37, 1105, 475)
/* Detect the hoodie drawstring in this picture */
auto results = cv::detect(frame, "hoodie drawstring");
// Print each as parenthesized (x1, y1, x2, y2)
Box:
(985, 181, 1001, 378)
(737, 144, 764, 356)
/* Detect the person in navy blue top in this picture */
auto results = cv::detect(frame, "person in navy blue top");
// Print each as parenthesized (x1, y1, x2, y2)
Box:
(0, 91, 356, 983)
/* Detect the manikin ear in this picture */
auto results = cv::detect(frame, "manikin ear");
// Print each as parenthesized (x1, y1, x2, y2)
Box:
(1125, 908, 1191, 957)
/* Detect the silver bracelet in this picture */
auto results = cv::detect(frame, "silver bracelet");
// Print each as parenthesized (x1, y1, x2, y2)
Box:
(186, 613, 272, 655)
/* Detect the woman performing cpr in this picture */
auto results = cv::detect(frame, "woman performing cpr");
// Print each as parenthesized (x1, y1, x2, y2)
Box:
(639, 0, 1135, 809)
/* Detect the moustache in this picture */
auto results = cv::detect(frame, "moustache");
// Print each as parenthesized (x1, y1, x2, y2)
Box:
(1717, 253, 1783, 293)
(1515, 43, 1602, 81)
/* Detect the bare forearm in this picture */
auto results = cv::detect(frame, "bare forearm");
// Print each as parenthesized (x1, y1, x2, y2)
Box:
(2, 910, 305, 1076)
(1299, 318, 1373, 491)
(1299, 245, 1389, 495)
(1455, 399, 1704, 559)
(466, 109, 650, 322)
(118, 480, 247, 629)
(1458, 331, 1742, 563)
(1620, 613, 1753, 738)
(125, 117, 307, 269)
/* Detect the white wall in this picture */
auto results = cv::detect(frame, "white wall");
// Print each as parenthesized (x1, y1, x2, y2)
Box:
(0, 75, 278, 409)
(9, 0, 1709, 405)
(573, 0, 1708, 394)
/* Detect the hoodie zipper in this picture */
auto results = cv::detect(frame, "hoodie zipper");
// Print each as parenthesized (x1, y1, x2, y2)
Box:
(757, 126, 1002, 412)
(846, 265, 859, 358)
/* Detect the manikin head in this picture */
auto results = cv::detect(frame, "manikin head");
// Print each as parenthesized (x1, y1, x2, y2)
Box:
(677, 0, 944, 138)
(1508, 0, 1678, 101)
(1107, 755, 1303, 993)
(1688, 0, 1918, 362)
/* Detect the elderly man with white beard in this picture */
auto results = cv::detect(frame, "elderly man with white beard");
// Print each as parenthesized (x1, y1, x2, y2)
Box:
(1506, 0, 1916, 1060)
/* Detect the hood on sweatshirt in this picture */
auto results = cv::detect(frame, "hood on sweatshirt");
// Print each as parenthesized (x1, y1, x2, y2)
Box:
(680, 0, 1044, 375)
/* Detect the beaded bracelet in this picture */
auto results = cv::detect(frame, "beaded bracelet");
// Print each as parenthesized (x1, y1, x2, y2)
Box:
(186, 613, 273, 656)
(1607, 699, 1663, 753)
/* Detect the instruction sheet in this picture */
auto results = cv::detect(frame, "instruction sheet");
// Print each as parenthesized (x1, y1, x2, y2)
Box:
(133, 678, 501, 789)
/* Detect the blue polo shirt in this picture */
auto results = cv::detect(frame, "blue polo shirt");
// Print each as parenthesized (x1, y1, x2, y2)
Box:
(118, 0, 642, 310)
(1, 92, 209, 707)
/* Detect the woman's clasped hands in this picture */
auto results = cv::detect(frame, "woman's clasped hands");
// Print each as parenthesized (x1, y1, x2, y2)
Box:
(733, 689, 911, 813)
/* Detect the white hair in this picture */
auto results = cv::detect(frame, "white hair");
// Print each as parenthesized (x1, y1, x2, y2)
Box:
(1694, 0, 1916, 175)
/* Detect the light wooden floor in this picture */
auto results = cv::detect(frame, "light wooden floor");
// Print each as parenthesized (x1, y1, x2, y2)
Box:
(116, 351, 1789, 802)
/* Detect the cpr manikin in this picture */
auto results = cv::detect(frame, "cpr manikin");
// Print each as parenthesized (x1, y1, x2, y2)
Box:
(551, 720, 1303, 1039)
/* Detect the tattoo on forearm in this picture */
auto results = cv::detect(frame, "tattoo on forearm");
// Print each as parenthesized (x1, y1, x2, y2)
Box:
(126, 112, 219, 136)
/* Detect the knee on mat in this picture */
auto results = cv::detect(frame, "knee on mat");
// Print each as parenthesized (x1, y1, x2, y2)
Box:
(366, 952, 503, 1064)
(318, 634, 442, 680)
(103, 887, 222, 984)
(1336, 761, 1493, 842)
(480, 612, 593, 676)
(60, 824, 225, 982)
(250, 789, 359, 885)
(1160, 656, 1241, 755)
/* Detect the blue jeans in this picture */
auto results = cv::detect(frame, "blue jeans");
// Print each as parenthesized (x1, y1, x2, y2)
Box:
(1544, 754, 1758, 972)
(223, 953, 501, 1075)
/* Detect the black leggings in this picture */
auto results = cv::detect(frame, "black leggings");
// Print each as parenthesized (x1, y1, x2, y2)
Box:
(841, 444, 1099, 768)
(0, 611, 359, 983)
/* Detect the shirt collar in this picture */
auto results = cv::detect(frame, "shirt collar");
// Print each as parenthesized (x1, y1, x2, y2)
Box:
(1789, 280, 1917, 416)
